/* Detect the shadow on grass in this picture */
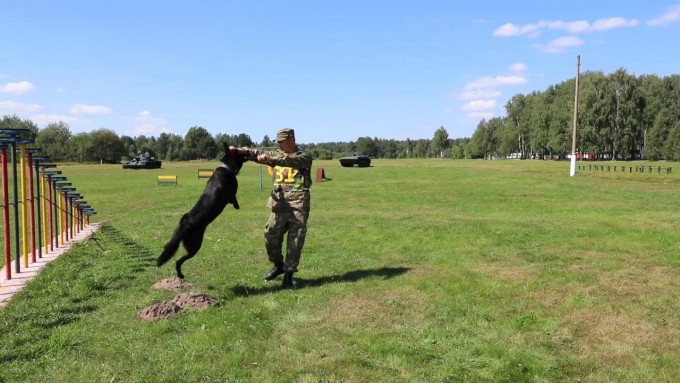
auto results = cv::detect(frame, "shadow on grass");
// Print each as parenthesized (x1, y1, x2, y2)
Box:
(0, 223, 157, 365)
(230, 266, 410, 297)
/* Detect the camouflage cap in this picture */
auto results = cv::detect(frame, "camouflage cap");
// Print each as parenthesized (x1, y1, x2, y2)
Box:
(276, 128, 295, 142)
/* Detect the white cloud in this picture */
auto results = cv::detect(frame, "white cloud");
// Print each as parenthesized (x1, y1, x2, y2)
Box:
(493, 23, 523, 37)
(466, 111, 495, 120)
(493, 17, 639, 37)
(70, 104, 113, 115)
(591, 17, 639, 31)
(462, 99, 497, 111)
(459, 89, 502, 100)
(458, 68, 529, 122)
(31, 114, 77, 126)
(537, 36, 585, 53)
(509, 63, 528, 73)
(0, 100, 42, 114)
(547, 20, 591, 34)
(134, 110, 169, 135)
(465, 75, 528, 90)
(0, 81, 35, 95)
(647, 4, 680, 26)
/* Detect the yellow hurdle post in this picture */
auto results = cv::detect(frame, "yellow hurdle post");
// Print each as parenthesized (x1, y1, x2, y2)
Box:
(19, 144, 28, 268)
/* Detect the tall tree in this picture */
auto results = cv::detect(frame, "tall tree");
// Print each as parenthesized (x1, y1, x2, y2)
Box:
(609, 68, 645, 159)
(505, 94, 530, 158)
(645, 108, 675, 160)
(67, 133, 92, 162)
(0, 115, 38, 139)
(183, 126, 217, 160)
(432, 126, 450, 158)
(261, 135, 274, 147)
(90, 128, 125, 163)
(664, 121, 680, 161)
(35, 121, 72, 161)
(355, 137, 378, 157)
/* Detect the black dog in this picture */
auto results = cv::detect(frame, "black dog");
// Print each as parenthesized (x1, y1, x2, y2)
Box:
(157, 143, 246, 279)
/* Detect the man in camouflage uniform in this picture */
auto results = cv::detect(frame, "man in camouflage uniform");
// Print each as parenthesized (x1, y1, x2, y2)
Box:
(237, 128, 312, 289)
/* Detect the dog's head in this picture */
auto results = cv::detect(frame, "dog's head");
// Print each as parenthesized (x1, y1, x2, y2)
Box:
(220, 142, 246, 174)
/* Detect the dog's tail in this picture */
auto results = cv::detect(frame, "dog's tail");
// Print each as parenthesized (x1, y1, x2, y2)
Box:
(157, 216, 189, 267)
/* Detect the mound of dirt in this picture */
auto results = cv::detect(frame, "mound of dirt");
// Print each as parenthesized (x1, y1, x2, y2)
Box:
(172, 292, 216, 310)
(152, 277, 195, 291)
(138, 292, 216, 321)
(138, 301, 183, 321)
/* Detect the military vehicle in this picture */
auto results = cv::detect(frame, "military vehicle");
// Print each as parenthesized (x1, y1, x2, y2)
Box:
(122, 152, 162, 169)
(339, 154, 371, 167)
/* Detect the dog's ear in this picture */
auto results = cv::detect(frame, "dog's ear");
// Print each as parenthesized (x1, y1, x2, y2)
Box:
(223, 142, 229, 154)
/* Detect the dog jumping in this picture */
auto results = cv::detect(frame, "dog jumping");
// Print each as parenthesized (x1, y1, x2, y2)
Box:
(157, 143, 246, 279)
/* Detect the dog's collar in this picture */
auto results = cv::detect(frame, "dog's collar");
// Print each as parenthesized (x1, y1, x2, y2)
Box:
(218, 163, 238, 174)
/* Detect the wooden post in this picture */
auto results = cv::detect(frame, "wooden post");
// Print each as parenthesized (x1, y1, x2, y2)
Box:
(570, 55, 580, 177)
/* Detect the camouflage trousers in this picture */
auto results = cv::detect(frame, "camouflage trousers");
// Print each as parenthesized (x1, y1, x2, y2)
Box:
(264, 206, 309, 272)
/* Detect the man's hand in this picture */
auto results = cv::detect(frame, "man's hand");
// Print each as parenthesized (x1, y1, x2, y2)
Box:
(257, 153, 269, 163)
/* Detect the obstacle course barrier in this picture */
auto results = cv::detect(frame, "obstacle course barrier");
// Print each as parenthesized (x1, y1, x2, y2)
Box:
(197, 168, 214, 179)
(578, 164, 672, 174)
(1, 129, 96, 284)
(157, 175, 178, 186)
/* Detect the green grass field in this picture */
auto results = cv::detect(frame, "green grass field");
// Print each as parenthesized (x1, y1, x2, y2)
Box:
(2, 159, 680, 382)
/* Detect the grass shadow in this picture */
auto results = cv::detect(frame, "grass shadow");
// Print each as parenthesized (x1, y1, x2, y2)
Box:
(0, 223, 157, 364)
(230, 266, 410, 297)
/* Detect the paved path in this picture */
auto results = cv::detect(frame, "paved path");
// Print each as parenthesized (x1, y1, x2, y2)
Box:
(0, 222, 101, 308)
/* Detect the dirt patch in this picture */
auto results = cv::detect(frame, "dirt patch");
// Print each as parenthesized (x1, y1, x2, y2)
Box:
(138, 292, 216, 321)
(172, 292, 216, 310)
(152, 277, 195, 291)
(138, 301, 184, 321)
(315, 289, 427, 331)
(476, 264, 532, 281)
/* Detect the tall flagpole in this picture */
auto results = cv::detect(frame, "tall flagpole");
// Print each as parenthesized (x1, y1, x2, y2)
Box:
(570, 55, 581, 177)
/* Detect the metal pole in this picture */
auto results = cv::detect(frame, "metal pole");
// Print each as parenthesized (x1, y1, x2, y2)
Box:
(35, 162, 43, 258)
(10, 143, 20, 274)
(19, 144, 28, 267)
(1, 147, 10, 280)
(52, 179, 58, 248)
(570, 54, 581, 177)
(27, 153, 36, 263)
(42, 171, 48, 253)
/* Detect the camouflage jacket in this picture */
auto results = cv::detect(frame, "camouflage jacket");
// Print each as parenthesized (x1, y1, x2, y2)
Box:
(241, 147, 313, 210)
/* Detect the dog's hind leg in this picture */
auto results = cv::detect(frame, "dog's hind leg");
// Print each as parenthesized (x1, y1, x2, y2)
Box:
(157, 219, 188, 267)
(175, 227, 206, 279)
(175, 252, 195, 280)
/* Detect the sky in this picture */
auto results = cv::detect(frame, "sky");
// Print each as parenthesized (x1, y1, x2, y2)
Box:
(1, 1, 679, 144)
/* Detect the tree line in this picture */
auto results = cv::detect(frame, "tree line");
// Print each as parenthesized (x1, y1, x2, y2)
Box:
(471, 69, 680, 161)
(2, 68, 679, 162)
(0, 115, 464, 162)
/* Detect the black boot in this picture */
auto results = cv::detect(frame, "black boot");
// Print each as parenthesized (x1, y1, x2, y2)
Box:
(281, 272, 295, 289)
(263, 263, 284, 281)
